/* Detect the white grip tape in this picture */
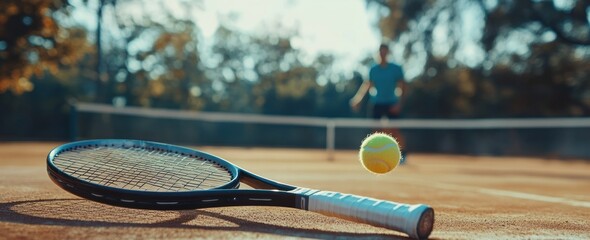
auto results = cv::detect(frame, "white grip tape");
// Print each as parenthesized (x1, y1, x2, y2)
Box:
(307, 190, 429, 239)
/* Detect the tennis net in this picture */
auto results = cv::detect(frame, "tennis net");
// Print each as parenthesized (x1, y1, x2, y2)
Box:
(71, 102, 590, 159)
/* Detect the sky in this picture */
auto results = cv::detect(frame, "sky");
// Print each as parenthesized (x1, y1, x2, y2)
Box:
(193, 0, 382, 72)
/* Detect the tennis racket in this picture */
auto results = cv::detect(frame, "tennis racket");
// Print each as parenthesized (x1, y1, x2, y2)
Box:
(47, 139, 434, 239)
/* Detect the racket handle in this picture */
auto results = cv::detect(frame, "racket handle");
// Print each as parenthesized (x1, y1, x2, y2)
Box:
(306, 190, 434, 239)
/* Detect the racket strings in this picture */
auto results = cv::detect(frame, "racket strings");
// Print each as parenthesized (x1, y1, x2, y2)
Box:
(53, 145, 233, 191)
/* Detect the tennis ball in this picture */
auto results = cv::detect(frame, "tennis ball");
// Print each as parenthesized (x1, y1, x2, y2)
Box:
(359, 133, 401, 174)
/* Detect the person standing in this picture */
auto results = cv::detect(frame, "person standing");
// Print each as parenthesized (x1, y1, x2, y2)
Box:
(350, 43, 408, 163)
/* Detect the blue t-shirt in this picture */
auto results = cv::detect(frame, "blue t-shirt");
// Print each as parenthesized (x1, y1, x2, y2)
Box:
(368, 63, 405, 104)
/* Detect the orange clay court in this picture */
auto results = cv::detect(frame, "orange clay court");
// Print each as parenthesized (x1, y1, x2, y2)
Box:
(1, 142, 589, 239)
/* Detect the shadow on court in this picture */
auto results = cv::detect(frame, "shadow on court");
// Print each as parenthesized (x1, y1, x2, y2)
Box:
(0, 199, 412, 240)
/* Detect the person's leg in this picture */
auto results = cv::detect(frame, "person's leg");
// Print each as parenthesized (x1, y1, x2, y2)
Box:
(371, 104, 406, 164)
(386, 128, 407, 164)
(384, 104, 407, 164)
(370, 104, 387, 120)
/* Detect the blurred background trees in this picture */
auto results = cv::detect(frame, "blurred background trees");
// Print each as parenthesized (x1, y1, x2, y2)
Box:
(1, 0, 589, 141)
(0, 0, 92, 139)
(368, 0, 590, 118)
(0, 0, 90, 94)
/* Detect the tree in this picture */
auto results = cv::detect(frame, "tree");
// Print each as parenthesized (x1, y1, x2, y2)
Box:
(207, 24, 325, 115)
(367, 0, 590, 117)
(0, 0, 90, 94)
(98, 0, 207, 109)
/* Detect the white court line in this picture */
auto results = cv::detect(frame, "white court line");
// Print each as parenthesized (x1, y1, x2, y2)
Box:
(431, 182, 590, 208)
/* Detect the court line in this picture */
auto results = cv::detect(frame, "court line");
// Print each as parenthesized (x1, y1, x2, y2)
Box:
(430, 182, 590, 208)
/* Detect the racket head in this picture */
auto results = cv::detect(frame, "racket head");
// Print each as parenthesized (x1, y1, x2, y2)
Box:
(47, 139, 243, 209)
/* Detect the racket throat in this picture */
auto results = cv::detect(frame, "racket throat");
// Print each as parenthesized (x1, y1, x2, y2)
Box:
(291, 188, 320, 210)
(240, 170, 297, 191)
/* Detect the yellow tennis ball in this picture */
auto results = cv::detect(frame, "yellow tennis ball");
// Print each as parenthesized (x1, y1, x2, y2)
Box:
(359, 133, 401, 174)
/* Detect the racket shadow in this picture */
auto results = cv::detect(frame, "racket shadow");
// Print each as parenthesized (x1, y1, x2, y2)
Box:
(0, 198, 416, 239)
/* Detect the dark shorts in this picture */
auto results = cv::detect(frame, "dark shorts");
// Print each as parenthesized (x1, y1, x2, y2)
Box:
(370, 103, 400, 119)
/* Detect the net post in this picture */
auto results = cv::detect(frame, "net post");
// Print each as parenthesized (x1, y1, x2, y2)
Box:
(326, 121, 336, 161)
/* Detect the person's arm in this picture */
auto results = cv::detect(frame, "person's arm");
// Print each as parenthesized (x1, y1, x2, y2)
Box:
(350, 80, 373, 110)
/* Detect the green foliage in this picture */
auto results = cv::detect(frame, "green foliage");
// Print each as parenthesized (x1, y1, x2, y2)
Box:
(200, 24, 359, 116)
(368, 0, 590, 117)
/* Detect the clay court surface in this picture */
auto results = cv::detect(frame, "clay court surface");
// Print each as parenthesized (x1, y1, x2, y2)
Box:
(1, 142, 589, 239)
